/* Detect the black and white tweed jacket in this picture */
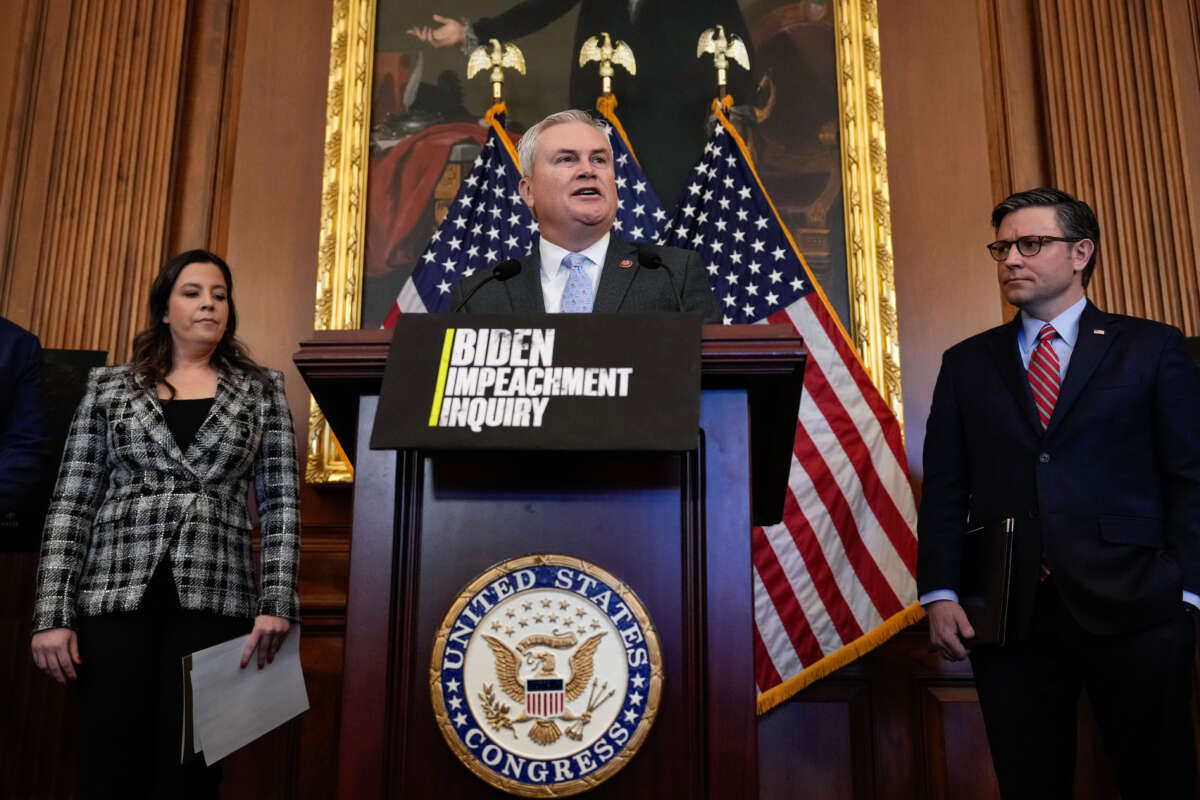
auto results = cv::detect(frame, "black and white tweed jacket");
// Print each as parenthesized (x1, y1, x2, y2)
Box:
(33, 364, 300, 632)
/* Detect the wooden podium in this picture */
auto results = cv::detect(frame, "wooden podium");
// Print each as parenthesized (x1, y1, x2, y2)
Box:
(295, 325, 805, 799)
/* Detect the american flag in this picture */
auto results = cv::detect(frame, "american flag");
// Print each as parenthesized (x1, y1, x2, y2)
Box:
(383, 103, 665, 326)
(384, 105, 537, 324)
(595, 99, 669, 244)
(660, 101, 921, 713)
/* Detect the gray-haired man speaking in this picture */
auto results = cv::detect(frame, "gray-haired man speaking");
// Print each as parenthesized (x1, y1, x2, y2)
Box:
(450, 109, 720, 321)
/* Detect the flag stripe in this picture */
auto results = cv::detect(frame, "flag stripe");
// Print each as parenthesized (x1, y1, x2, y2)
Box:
(797, 348, 919, 576)
(784, 433, 892, 636)
(764, 490, 863, 647)
(751, 593, 786, 690)
(751, 536, 822, 668)
(792, 419, 904, 618)
(778, 454, 869, 651)
(786, 292, 909, 472)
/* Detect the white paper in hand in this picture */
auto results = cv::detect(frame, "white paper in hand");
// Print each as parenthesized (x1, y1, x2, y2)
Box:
(188, 627, 309, 765)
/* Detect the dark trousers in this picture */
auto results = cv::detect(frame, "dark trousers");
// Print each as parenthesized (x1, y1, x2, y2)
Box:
(74, 562, 252, 800)
(970, 579, 1197, 799)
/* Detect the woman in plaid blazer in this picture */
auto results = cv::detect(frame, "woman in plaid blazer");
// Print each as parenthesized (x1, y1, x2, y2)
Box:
(30, 250, 300, 798)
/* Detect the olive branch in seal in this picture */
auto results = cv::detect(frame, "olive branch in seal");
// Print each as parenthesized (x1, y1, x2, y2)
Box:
(479, 683, 518, 739)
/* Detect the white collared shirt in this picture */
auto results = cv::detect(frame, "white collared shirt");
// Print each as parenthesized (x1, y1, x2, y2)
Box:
(538, 233, 610, 313)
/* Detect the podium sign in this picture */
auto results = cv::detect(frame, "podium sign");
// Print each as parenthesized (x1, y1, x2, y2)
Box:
(371, 313, 701, 451)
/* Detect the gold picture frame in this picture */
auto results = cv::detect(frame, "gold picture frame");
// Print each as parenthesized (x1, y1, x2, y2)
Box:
(307, 0, 904, 484)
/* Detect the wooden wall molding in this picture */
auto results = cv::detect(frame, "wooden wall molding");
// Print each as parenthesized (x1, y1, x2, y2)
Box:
(1, 0, 188, 357)
(1034, 0, 1200, 333)
(977, 0, 1050, 203)
(166, 0, 245, 256)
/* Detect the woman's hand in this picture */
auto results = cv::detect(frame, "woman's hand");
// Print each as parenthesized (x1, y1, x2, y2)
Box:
(31, 628, 80, 684)
(240, 615, 292, 669)
(407, 14, 465, 48)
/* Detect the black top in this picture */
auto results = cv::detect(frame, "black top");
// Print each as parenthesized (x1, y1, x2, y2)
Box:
(162, 397, 214, 453)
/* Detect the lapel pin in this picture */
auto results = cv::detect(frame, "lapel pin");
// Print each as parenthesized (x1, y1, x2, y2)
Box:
(1093, 329, 1105, 335)
(619, 258, 633, 269)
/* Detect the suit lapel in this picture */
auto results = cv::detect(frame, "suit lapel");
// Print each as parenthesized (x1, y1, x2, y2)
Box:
(1044, 301, 1116, 438)
(508, 251, 545, 312)
(592, 237, 638, 313)
(189, 370, 252, 477)
(128, 375, 203, 479)
(987, 316, 1044, 436)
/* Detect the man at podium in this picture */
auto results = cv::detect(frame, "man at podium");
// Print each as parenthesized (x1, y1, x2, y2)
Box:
(449, 109, 721, 322)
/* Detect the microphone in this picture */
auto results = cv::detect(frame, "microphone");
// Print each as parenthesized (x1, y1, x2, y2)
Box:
(636, 247, 685, 313)
(450, 259, 521, 312)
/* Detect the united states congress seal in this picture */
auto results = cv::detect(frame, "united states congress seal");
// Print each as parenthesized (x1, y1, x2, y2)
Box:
(430, 554, 663, 796)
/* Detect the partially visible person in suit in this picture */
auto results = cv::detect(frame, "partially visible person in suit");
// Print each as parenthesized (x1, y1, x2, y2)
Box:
(918, 188, 1200, 798)
(30, 250, 301, 799)
(450, 108, 721, 321)
(0, 316, 51, 516)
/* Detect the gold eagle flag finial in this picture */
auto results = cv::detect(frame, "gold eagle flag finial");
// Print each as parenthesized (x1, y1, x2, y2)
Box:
(578, 32, 636, 97)
(696, 24, 750, 100)
(467, 38, 527, 101)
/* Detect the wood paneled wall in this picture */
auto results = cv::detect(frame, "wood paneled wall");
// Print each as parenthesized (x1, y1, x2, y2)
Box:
(1, 0, 188, 355)
(1035, 0, 1200, 333)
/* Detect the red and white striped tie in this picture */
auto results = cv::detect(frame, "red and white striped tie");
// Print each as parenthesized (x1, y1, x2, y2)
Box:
(1027, 323, 1060, 429)
(1028, 323, 1059, 581)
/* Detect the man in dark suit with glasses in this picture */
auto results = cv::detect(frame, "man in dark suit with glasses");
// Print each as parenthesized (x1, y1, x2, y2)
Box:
(917, 187, 1200, 797)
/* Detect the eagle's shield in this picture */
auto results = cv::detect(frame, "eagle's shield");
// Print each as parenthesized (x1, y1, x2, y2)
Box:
(525, 677, 564, 718)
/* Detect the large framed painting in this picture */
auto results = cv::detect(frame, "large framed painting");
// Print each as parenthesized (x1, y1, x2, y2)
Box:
(309, 0, 901, 482)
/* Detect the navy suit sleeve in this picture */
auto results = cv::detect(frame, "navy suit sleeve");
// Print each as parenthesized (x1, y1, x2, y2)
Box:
(0, 328, 51, 512)
(1153, 329, 1200, 595)
(916, 350, 972, 596)
(678, 249, 721, 323)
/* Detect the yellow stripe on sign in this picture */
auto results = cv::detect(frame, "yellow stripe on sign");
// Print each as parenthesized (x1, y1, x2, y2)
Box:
(428, 328, 455, 426)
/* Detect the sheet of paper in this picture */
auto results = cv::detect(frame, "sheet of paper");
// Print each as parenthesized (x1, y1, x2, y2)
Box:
(187, 628, 309, 765)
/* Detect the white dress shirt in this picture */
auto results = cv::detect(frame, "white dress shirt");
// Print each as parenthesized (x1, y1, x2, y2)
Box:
(538, 233, 610, 313)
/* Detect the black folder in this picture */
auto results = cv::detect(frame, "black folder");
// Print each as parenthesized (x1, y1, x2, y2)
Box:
(959, 517, 1016, 647)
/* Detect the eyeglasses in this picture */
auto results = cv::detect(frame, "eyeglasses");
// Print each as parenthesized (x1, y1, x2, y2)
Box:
(986, 235, 1082, 261)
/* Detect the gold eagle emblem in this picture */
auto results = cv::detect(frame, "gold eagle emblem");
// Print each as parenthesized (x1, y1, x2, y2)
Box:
(578, 32, 636, 96)
(696, 24, 750, 98)
(481, 631, 608, 745)
(466, 39, 527, 101)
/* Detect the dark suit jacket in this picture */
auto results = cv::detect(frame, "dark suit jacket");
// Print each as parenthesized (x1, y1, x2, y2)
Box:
(917, 302, 1200, 638)
(475, 0, 754, 203)
(33, 365, 300, 631)
(0, 317, 50, 514)
(448, 237, 722, 322)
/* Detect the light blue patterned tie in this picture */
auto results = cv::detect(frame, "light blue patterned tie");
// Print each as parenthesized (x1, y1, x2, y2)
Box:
(559, 252, 595, 313)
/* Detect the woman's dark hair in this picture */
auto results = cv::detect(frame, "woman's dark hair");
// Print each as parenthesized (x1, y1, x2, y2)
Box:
(130, 249, 265, 396)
